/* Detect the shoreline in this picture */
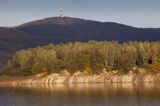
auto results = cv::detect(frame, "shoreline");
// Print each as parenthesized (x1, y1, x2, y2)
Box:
(1, 73, 160, 86)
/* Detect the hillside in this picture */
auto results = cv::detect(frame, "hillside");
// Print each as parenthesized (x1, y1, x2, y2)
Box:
(18, 17, 160, 42)
(1, 16, 160, 68)
(0, 27, 40, 68)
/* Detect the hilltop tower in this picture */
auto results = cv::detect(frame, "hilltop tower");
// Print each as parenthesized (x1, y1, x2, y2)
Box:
(58, 7, 64, 18)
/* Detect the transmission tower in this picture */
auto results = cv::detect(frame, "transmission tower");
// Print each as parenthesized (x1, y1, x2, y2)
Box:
(59, 7, 64, 18)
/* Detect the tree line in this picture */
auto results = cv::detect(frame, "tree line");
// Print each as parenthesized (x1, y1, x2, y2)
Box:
(4, 41, 160, 75)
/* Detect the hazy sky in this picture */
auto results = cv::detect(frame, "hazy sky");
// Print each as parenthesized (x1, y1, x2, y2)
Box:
(0, 0, 160, 27)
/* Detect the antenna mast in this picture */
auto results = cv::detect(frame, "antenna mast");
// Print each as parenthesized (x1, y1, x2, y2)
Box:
(59, 7, 64, 18)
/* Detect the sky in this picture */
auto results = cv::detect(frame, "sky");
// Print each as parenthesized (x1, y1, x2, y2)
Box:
(0, 0, 160, 28)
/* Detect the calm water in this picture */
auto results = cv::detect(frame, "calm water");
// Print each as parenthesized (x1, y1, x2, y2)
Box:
(0, 83, 160, 106)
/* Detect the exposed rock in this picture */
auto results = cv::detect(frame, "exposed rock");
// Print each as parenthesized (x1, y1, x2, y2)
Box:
(35, 72, 48, 78)
(132, 67, 138, 71)
(59, 70, 70, 76)
(73, 71, 83, 76)
(137, 68, 147, 75)
(132, 67, 138, 74)
(129, 71, 134, 75)
(102, 69, 108, 75)
(50, 73, 60, 76)
(9, 73, 160, 85)
(108, 70, 118, 75)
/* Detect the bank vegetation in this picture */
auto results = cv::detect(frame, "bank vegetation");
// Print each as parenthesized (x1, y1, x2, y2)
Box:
(3, 41, 160, 76)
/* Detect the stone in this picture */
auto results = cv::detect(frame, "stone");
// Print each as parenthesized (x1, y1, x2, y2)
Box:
(73, 71, 83, 76)
(59, 70, 70, 76)
(129, 71, 134, 75)
(137, 68, 147, 75)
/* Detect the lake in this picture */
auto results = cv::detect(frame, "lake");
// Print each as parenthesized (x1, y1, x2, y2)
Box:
(0, 83, 160, 106)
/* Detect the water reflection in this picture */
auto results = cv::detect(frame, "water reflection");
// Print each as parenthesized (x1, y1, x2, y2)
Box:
(0, 83, 160, 106)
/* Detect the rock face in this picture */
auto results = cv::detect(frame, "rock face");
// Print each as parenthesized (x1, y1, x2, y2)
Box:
(11, 73, 160, 85)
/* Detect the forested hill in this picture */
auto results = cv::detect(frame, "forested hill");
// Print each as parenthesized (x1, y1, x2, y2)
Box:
(18, 17, 160, 43)
(0, 27, 41, 68)
(1, 16, 160, 68)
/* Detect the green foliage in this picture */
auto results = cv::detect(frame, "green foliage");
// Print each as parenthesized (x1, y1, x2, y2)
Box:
(5, 41, 160, 75)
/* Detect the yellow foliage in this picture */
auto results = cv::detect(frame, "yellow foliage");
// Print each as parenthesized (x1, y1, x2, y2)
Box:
(83, 67, 92, 75)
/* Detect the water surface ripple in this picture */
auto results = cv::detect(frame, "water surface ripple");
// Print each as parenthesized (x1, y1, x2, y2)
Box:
(0, 83, 160, 106)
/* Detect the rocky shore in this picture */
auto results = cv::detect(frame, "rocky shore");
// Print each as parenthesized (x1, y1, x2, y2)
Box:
(1, 67, 160, 85)
(10, 72, 160, 85)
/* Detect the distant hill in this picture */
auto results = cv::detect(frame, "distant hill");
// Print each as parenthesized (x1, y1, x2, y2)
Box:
(0, 27, 41, 68)
(1, 16, 160, 68)
(18, 17, 160, 42)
